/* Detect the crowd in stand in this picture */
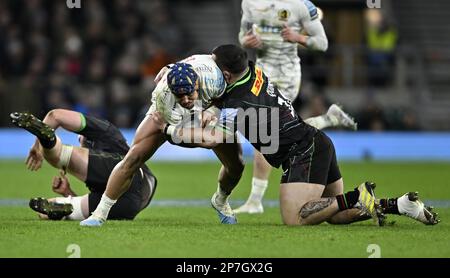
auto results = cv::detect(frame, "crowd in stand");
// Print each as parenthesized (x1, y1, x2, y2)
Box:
(0, 1, 418, 130)
(0, 0, 188, 127)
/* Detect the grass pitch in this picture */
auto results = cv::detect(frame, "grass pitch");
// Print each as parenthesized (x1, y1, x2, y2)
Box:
(0, 160, 449, 257)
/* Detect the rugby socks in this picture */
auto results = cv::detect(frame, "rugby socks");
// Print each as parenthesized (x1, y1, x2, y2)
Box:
(91, 193, 117, 221)
(248, 178, 268, 204)
(336, 190, 359, 211)
(215, 185, 230, 206)
(379, 198, 400, 215)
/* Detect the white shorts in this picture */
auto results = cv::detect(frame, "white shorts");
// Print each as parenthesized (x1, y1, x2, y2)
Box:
(256, 60, 301, 101)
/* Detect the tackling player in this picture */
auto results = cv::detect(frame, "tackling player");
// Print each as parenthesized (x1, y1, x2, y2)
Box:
(155, 44, 439, 226)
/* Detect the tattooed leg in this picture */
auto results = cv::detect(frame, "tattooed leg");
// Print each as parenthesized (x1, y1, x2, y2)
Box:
(298, 197, 340, 225)
(322, 180, 372, 224)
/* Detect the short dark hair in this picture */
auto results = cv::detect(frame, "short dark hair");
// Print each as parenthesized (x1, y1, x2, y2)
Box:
(212, 44, 248, 74)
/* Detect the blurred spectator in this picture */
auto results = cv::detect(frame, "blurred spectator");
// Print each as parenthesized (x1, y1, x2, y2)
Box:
(356, 98, 389, 131)
(365, 9, 398, 87)
(0, 0, 189, 127)
(400, 109, 420, 131)
(390, 108, 421, 131)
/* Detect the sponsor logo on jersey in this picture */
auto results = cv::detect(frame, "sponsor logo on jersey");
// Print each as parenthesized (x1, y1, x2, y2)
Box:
(278, 9, 290, 21)
(257, 25, 282, 34)
(266, 81, 276, 97)
(303, 0, 318, 20)
(251, 67, 264, 96)
(195, 64, 213, 73)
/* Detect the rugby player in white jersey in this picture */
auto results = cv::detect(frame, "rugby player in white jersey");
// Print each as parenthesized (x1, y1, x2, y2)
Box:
(81, 55, 245, 226)
(235, 0, 358, 214)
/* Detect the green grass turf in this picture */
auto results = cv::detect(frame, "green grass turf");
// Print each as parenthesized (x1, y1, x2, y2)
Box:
(0, 160, 449, 257)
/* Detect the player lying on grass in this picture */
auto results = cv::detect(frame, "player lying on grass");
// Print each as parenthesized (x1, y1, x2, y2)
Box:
(152, 44, 439, 226)
(10, 109, 157, 221)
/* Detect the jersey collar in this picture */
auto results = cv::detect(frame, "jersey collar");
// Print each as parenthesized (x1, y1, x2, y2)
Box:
(225, 67, 251, 93)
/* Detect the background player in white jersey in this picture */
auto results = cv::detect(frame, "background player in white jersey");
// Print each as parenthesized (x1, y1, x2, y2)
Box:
(81, 56, 244, 226)
(235, 0, 358, 214)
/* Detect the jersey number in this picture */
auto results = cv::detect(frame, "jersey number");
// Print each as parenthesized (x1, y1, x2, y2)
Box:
(277, 96, 295, 117)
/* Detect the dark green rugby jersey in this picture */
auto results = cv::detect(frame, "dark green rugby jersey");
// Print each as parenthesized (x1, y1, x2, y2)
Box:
(216, 61, 317, 168)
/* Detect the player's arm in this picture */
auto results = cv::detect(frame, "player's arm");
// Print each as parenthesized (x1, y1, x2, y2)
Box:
(152, 111, 233, 149)
(170, 125, 227, 149)
(299, 15, 328, 51)
(238, 0, 262, 49)
(52, 170, 77, 197)
(281, 2, 328, 51)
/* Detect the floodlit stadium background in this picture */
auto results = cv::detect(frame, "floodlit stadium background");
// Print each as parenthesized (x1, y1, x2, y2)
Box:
(1, 0, 449, 160)
(0, 0, 450, 258)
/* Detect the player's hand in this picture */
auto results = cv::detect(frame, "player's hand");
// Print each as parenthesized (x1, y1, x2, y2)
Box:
(154, 66, 169, 83)
(281, 24, 304, 43)
(26, 141, 44, 171)
(201, 111, 218, 128)
(151, 111, 167, 132)
(52, 170, 71, 196)
(242, 30, 263, 49)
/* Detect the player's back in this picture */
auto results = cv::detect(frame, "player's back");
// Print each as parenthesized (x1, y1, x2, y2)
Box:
(217, 62, 316, 167)
(182, 55, 226, 105)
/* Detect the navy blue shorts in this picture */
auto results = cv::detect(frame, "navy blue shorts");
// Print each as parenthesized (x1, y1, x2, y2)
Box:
(281, 130, 341, 186)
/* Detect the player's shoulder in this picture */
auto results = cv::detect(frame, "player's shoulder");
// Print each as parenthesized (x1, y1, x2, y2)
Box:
(188, 55, 222, 80)
(151, 74, 172, 102)
(297, 0, 319, 21)
(187, 55, 217, 68)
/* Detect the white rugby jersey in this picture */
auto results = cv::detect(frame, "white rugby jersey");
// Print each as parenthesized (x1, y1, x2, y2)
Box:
(149, 55, 226, 125)
(239, 0, 328, 67)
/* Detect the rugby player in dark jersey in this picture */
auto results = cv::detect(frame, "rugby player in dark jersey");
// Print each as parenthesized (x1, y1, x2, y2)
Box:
(153, 44, 439, 226)
(10, 109, 157, 221)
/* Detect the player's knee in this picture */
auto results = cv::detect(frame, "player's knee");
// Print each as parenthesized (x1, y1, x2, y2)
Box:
(280, 207, 301, 226)
(46, 109, 57, 121)
(282, 215, 301, 226)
